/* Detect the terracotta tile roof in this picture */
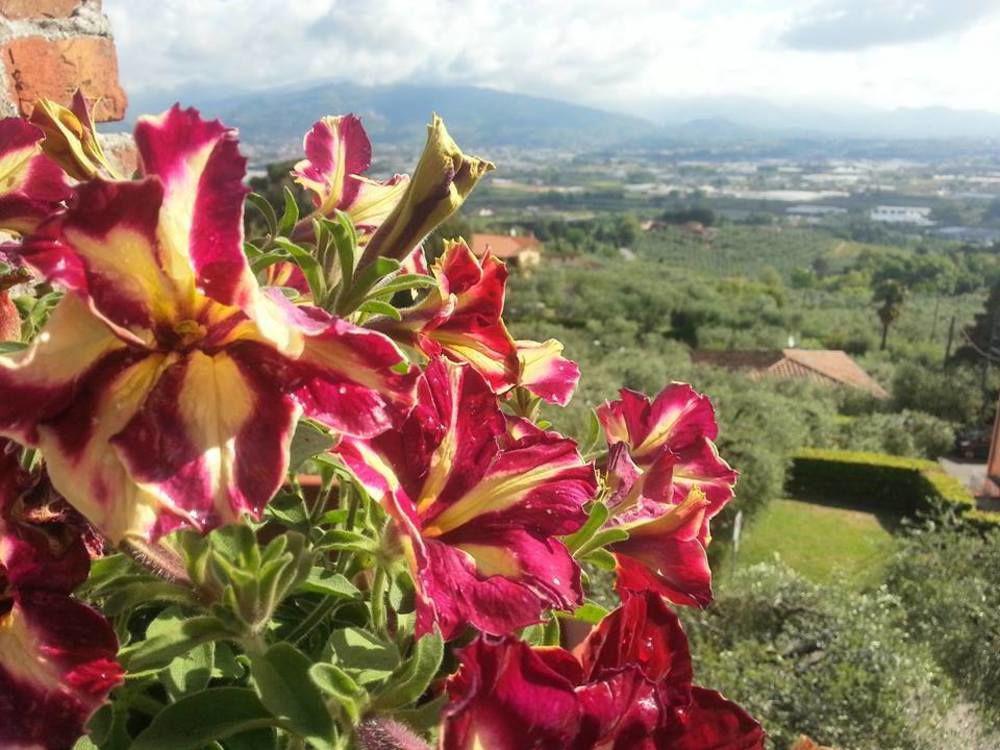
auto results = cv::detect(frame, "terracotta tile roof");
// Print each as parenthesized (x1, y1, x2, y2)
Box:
(470, 233, 542, 260)
(691, 348, 888, 398)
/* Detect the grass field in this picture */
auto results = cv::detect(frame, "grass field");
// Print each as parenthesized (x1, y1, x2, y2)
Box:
(728, 497, 897, 590)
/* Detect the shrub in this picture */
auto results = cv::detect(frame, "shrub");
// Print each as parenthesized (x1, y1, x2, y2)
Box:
(885, 521, 1000, 729)
(681, 563, 955, 750)
(892, 362, 983, 425)
(833, 410, 955, 459)
(788, 448, 976, 517)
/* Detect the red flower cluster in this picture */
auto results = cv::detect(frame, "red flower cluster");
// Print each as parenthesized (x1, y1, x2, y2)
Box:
(0, 96, 760, 749)
(442, 593, 763, 749)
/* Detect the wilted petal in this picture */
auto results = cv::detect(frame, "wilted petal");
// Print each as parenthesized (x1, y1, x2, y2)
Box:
(577, 591, 694, 697)
(1, 443, 122, 750)
(134, 105, 256, 309)
(0, 118, 72, 235)
(361, 116, 493, 264)
(441, 637, 581, 750)
(516, 338, 580, 406)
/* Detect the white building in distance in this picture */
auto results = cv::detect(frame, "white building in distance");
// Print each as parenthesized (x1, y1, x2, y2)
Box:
(869, 205, 934, 226)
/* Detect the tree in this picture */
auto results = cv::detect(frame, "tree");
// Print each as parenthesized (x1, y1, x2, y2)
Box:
(873, 279, 907, 351)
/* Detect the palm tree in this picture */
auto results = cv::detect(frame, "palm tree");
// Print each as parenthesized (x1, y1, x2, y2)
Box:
(874, 279, 907, 351)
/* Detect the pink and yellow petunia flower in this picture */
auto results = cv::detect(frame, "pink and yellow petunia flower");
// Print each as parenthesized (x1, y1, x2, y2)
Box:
(597, 384, 736, 513)
(291, 114, 409, 241)
(441, 591, 764, 750)
(372, 239, 520, 393)
(0, 118, 73, 235)
(336, 358, 597, 639)
(1, 441, 123, 750)
(603, 446, 715, 606)
(597, 384, 737, 606)
(0, 105, 417, 545)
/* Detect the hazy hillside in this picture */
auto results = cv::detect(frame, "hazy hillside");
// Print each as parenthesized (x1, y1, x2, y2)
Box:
(120, 81, 658, 158)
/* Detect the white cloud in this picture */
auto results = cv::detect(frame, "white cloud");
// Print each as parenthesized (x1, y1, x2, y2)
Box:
(104, 0, 1000, 114)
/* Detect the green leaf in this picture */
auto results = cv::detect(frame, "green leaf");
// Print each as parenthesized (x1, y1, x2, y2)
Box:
(274, 238, 326, 304)
(542, 615, 561, 646)
(356, 299, 402, 320)
(562, 601, 609, 624)
(373, 631, 444, 710)
(328, 627, 400, 685)
(309, 663, 364, 725)
(131, 688, 277, 750)
(221, 728, 278, 750)
(390, 694, 448, 731)
(0, 341, 27, 353)
(147, 608, 216, 700)
(247, 193, 277, 237)
(250, 643, 335, 749)
(277, 186, 300, 237)
(580, 408, 603, 455)
(315, 529, 378, 554)
(582, 547, 617, 571)
(102, 580, 196, 617)
(563, 501, 611, 554)
(289, 419, 335, 470)
(574, 527, 629, 559)
(119, 616, 232, 673)
(362, 274, 437, 301)
(298, 568, 360, 599)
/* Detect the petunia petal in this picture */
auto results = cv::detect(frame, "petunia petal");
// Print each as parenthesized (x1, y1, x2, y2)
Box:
(598, 384, 718, 465)
(441, 637, 581, 750)
(110, 347, 300, 541)
(0, 592, 123, 750)
(516, 338, 580, 406)
(134, 105, 255, 309)
(0, 292, 124, 445)
(657, 687, 766, 750)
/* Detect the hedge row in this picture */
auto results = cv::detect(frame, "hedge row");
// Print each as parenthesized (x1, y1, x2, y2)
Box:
(788, 448, 999, 530)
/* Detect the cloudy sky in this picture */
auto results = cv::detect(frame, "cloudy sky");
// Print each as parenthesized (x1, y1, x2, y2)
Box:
(105, 0, 1000, 115)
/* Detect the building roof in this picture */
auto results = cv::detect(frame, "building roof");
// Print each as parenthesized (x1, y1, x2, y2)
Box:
(470, 233, 542, 260)
(691, 348, 888, 398)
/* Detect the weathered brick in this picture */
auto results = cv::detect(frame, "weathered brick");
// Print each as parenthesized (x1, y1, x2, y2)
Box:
(0, 0, 85, 20)
(3, 35, 126, 121)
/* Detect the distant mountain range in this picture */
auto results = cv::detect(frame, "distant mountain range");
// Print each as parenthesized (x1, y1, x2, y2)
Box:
(120, 81, 657, 159)
(118, 81, 1000, 160)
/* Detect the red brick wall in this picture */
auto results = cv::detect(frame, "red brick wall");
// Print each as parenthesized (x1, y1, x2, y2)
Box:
(0, 0, 127, 122)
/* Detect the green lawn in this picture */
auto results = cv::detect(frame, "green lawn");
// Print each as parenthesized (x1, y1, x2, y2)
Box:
(729, 498, 896, 590)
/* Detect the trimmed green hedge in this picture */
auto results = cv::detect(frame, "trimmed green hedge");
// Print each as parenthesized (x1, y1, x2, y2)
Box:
(789, 448, 982, 521)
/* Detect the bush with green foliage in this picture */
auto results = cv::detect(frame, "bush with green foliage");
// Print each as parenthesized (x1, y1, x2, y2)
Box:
(885, 520, 1000, 730)
(789, 448, 976, 517)
(833, 409, 955, 459)
(681, 563, 955, 750)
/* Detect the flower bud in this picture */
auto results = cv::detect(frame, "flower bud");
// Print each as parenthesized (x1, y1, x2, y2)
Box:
(360, 115, 492, 266)
(29, 92, 118, 180)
